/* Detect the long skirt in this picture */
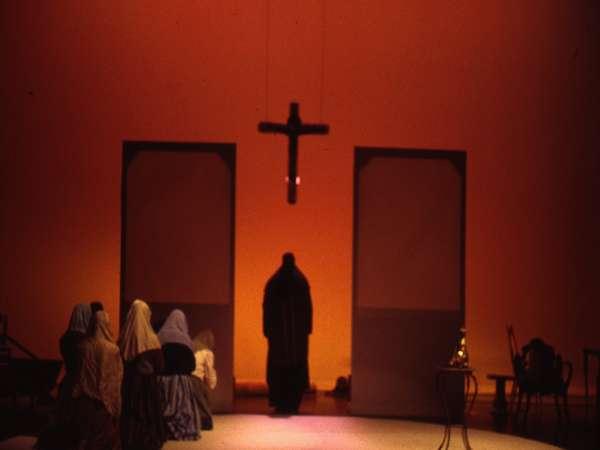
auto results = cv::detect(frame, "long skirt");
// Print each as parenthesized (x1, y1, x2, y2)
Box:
(121, 368, 166, 450)
(157, 374, 202, 440)
(35, 395, 120, 450)
(75, 396, 121, 450)
(191, 376, 214, 430)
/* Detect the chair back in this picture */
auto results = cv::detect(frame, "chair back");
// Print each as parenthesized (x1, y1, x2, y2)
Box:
(507, 325, 518, 362)
(507, 325, 524, 381)
(522, 338, 566, 394)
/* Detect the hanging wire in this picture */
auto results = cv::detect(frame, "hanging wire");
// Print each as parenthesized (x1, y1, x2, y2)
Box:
(264, 0, 270, 120)
(264, 1, 326, 122)
(319, 0, 327, 121)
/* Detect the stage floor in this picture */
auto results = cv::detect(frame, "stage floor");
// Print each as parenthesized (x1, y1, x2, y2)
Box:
(0, 414, 561, 450)
(2, 391, 597, 449)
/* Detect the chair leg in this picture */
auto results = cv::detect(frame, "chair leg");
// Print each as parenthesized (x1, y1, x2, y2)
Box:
(507, 380, 517, 415)
(562, 393, 570, 425)
(514, 389, 523, 427)
(554, 394, 562, 425)
(554, 393, 570, 446)
(524, 393, 532, 429)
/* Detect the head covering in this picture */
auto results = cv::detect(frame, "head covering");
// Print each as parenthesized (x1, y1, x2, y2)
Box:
(158, 309, 193, 349)
(77, 311, 123, 417)
(192, 329, 215, 353)
(282, 252, 295, 267)
(119, 299, 161, 361)
(90, 301, 104, 315)
(89, 309, 114, 342)
(67, 303, 92, 334)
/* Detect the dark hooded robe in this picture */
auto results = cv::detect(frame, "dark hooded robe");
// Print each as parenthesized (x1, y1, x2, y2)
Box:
(263, 253, 312, 413)
(35, 304, 93, 450)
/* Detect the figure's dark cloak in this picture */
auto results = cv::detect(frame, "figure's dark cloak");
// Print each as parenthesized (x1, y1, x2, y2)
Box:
(263, 263, 313, 399)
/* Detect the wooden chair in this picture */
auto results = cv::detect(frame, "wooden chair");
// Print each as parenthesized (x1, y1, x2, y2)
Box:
(507, 325, 572, 428)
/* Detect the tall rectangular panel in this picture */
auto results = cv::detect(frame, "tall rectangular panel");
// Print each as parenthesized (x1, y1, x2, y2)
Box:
(352, 148, 466, 418)
(120, 141, 235, 412)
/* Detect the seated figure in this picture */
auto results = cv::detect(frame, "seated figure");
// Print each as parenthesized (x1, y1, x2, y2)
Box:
(35, 303, 92, 450)
(72, 310, 123, 450)
(157, 309, 202, 440)
(510, 332, 572, 427)
(119, 299, 167, 450)
(192, 329, 218, 430)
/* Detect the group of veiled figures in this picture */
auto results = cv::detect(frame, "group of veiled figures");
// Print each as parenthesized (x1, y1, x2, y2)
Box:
(34, 251, 313, 449)
(35, 300, 216, 450)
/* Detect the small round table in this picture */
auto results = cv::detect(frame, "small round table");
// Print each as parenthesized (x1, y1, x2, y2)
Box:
(436, 366, 478, 450)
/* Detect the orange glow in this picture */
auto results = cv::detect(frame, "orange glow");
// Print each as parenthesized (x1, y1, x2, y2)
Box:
(1, 0, 599, 395)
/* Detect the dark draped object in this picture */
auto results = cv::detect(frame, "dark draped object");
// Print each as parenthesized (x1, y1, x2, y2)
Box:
(159, 344, 202, 439)
(161, 343, 196, 375)
(35, 332, 89, 450)
(57, 331, 88, 410)
(59, 331, 87, 378)
(120, 349, 167, 450)
(263, 256, 312, 412)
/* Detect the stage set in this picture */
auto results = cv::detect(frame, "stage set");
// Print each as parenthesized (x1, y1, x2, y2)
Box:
(2, 141, 593, 449)
(2, 77, 599, 450)
(117, 138, 469, 417)
(0, 132, 574, 450)
(2, 1, 600, 450)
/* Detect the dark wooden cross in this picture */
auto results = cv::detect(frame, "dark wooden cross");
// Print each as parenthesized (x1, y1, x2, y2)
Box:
(258, 102, 329, 204)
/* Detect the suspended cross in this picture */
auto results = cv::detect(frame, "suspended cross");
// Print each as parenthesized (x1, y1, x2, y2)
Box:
(258, 102, 329, 204)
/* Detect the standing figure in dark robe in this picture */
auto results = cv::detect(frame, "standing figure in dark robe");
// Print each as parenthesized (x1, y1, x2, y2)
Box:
(263, 252, 313, 414)
(118, 299, 167, 450)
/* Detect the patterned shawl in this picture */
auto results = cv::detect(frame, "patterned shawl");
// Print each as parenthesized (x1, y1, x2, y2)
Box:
(77, 311, 123, 417)
(119, 299, 161, 361)
(158, 309, 193, 349)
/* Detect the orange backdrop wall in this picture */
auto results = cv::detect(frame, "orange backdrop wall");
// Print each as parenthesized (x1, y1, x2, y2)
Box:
(1, 0, 599, 393)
